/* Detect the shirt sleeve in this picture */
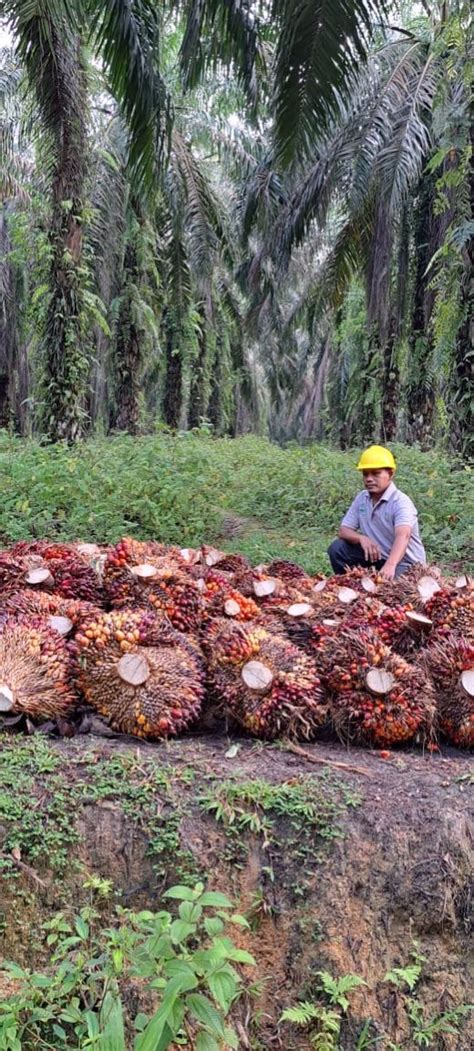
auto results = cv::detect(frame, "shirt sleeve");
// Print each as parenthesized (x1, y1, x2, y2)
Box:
(393, 494, 417, 529)
(341, 495, 361, 531)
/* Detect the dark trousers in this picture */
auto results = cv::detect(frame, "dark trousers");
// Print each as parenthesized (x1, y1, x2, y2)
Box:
(327, 538, 385, 575)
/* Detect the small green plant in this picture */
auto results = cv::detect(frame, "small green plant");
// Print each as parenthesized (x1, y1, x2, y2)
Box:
(280, 1001, 341, 1050)
(316, 971, 366, 1012)
(0, 880, 255, 1050)
(280, 970, 366, 1050)
(200, 774, 359, 892)
(383, 946, 472, 1047)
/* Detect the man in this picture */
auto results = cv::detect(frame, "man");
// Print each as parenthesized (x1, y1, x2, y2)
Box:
(328, 446, 426, 580)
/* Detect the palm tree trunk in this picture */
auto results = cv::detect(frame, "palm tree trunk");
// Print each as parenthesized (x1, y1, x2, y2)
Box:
(0, 204, 30, 433)
(380, 318, 399, 442)
(163, 314, 183, 428)
(188, 312, 209, 428)
(43, 36, 89, 442)
(452, 119, 474, 457)
(112, 226, 142, 435)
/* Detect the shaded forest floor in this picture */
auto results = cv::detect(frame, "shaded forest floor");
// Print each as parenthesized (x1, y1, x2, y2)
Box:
(0, 732, 472, 1048)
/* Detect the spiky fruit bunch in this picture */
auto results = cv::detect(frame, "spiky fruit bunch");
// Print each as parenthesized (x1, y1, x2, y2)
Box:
(72, 609, 204, 738)
(310, 626, 435, 746)
(203, 619, 325, 740)
(0, 616, 77, 720)
(424, 587, 474, 641)
(203, 583, 260, 622)
(212, 553, 251, 574)
(424, 633, 474, 747)
(318, 567, 382, 596)
(0, 590, 101, 638)
(104, 545, 203, 632)
(266, 560, 310, 584)
(343, 598, 433, 656)
(7, 541, 104, 603)
(376, 564, 446, 610)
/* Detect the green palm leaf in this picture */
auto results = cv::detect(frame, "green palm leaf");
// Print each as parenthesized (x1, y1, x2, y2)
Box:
(271, 0, 386, 165)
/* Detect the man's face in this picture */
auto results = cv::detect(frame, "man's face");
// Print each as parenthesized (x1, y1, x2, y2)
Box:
(362, 468, 393, 497)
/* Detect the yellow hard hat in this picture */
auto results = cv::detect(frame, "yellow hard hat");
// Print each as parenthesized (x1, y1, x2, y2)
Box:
(357, 445, 396, 470)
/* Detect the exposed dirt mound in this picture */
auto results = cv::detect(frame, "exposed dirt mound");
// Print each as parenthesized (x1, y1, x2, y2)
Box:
(0, 734, 472, 1048)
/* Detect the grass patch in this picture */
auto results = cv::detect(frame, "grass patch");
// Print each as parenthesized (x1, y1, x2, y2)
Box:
(0, 737, 202, 885)
(199, 773, 360, 895)
(0, 432, 471, 572)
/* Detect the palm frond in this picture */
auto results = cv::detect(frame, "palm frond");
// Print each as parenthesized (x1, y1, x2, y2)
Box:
(271, 0, 387, 166)
(375, 49, 438, 214)
(88, 0, 171, 189)
(177, 0, 260, 104)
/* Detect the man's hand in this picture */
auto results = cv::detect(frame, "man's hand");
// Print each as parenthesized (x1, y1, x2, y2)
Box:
(359, 535, 382, 563)
(380, 562, 397, 580)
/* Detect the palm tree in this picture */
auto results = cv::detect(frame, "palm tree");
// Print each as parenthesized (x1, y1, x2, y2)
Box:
(260, 1, 472, 448)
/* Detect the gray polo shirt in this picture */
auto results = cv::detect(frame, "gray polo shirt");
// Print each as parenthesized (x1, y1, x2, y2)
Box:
(341, 482, 426, 573)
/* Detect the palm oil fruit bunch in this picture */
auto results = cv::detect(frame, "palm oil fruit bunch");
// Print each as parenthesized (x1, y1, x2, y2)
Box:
(424, 586, 474, 641)
(104, 540, 202, 631)
(425, 633, 474, 748)
(265, 559, 311, 585)
(0, 616, 77, 721)
(376, 564, 444, 610)
(203, 619, 325, 740)
(311, 626, 435, 747)
(73, 609, 204, 738)
(8, 541, 104, 604)
(0, 590, 101, 639)
(203, 582, 260, 622)
(344, 598, 432, 656)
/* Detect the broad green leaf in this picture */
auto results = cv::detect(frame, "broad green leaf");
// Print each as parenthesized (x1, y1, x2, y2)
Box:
(195, 1032, 219, 1051)
(75, 916, 89, 939)
(204, 917, 224, 937)
(199, 891, 233, 909)
(163, 885, 196, 901)
(170, 919, 196, 944)
(207, 969, 238, 1012)
(98, 988, 126, 1051)
(134, 1016, 174, 1051)
(186, 994, 226, 1038)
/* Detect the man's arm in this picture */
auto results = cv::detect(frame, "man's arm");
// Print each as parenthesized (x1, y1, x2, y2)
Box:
(380, 525, 412, 579)
(339, 524, 382, 563)
(339, 496, 381, 563)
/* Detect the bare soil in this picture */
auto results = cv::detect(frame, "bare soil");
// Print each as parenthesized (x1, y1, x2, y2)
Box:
(0, 732, 472, 1048)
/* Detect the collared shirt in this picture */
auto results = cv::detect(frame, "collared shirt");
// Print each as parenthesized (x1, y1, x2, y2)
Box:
(341, 482, 426, 573)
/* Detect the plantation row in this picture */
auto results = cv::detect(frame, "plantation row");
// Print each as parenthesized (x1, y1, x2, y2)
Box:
(0, 537, 472, 750)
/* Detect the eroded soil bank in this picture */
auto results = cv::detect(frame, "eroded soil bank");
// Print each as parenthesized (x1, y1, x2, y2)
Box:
(0, 733, 472, 1048)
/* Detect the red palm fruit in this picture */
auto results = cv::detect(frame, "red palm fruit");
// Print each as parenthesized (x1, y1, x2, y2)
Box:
(0, 591, 101, 638)
(425, 587, 474, 641)
(203, 584, 260, 622)
(72, 609, 204, 738)
(376, 564, 447, 610)
(4, 543, 104, 604)
(266, 559, 310, 584)
(0, 616, 77, 720)
(343, 598, 433, 656)
(203, 619, 326, 740)
(310, 626, 435, 747)
(104, 544, 203, 632)
(212, 553, 252, 574)
(424, 633, 474, 748)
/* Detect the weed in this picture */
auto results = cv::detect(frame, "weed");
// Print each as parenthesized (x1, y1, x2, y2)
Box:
(0, 433, 470, 571)
(199, 774, 358, 894)
(281, 971, 365, 1050)
(0, 879, 255, 1049)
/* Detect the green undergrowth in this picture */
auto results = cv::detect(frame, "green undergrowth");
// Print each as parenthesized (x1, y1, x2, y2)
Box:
(199, 774, 361, 899)
(0, 737, 358, 909)
(0, 737, 201, 888)
(0, 431, 471, 572)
